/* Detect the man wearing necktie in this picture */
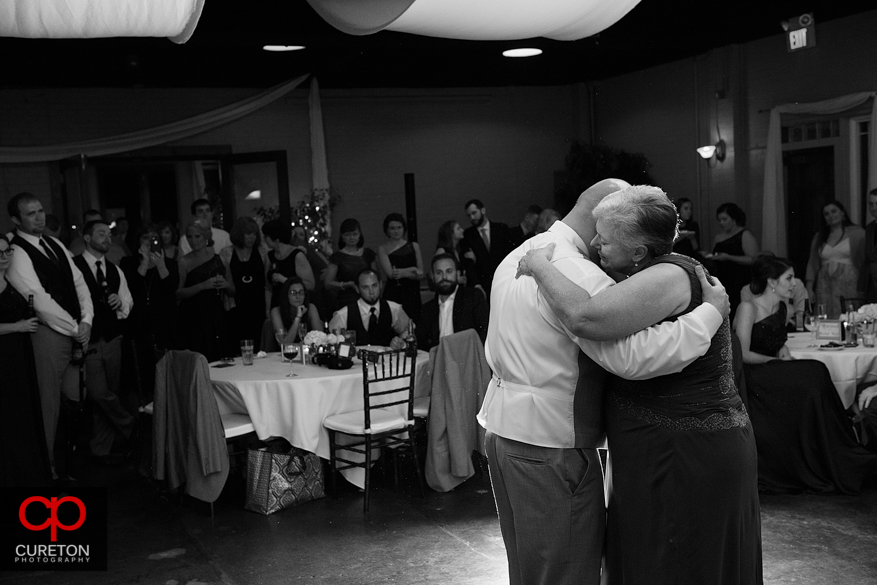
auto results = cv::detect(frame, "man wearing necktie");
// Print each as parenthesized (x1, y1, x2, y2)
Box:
(7, 192, 93, 478)
(328, 269, 410, 348)
(72, 220, 136, 465)
(462, 199, 513, 295)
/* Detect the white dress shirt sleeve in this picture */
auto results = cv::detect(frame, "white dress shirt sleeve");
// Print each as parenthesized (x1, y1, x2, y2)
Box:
(388, 301, 410, 335)
(115, 265, 134, 320)
(328, 308, 348, 333)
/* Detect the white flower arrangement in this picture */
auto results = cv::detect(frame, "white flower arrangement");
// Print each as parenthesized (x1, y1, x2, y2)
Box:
(303, 330, 328, 346)
(326, 333, 341, 345)
(856, 304, 877, 320)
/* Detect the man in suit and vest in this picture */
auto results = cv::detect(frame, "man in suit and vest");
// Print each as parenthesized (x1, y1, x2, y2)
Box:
(7, 192, 93, 476)
(416, 253, 489, 351)
(73, 219, 136, 465)
(328, 269, 410, 349)
(463, 199, 513, 294)
(865, 188, 877, 302)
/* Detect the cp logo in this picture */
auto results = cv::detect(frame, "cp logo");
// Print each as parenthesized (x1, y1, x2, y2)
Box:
(19, 496, 86, 542)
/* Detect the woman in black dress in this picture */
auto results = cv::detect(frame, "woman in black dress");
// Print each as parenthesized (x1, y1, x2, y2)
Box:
(176, 221, 235, 361)
(710, 202, 758, 321)
(0, 235, 52, 487)
(324, 218, 378, 312)
(121, 225, 181, 400)
(520, 186, 762, 585)
(378, 213, 424, 322)
(263, 219, 315, 309)
(735, 255, 875, 493)
(226, 217, 266, 351)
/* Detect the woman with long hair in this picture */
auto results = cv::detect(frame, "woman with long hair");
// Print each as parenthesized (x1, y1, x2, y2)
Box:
(435, 219, 479, 291)
(805, 200, 865, 318)
(263, 219, 315, 309)
(156, 220, 179, 261)
(735, 254, 874, 493)
(324, 218, 378, 312)
(270, 277, 322, 346)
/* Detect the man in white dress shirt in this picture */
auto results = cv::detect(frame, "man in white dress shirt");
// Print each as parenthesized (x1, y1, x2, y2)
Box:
(7, 192, 93, 476)
(73, 220, 136, 464)
(178, 198, 231, 255)
(477, 179, 730, 585)
(328, 269, 410, 349)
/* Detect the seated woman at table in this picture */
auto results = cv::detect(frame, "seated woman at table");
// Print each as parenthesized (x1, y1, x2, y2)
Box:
(270, 277, 322, 346)
(734, 255, 875, 494)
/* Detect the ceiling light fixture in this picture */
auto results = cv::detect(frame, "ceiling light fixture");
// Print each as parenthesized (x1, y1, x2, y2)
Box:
(245, 190, 262, 200)
(262, 45, 305, 52)
(502, 48, 542, 58)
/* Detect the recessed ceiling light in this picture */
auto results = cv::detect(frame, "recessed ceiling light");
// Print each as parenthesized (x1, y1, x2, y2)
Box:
(502, 48, 542, 58)
(262, 45, 305, 52)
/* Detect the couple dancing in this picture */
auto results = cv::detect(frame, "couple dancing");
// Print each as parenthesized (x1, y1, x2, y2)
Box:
(478, 180, 762, 585)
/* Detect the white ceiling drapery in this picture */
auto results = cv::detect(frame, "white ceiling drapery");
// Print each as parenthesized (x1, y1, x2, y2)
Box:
(307, 0, 641, 41)
(0, 0, 205, 43)
(761, 92, 877, 256)
(0, 75, 309, 164)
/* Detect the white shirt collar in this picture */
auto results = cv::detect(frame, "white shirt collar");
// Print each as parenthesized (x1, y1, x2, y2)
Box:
(357, 297, 380, 317)
(15, 230, 42, 246)
(549, 221, 588, 257)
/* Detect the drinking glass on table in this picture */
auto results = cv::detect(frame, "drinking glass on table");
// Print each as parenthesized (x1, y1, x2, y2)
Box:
(275, 327, 287, 360)
(282, 343, 299, 377)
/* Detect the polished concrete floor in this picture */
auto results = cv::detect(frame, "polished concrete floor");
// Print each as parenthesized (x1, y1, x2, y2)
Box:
(2, 454, 877, 585)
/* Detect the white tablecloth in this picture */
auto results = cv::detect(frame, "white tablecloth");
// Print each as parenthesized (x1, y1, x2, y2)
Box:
(786, 333, 877, 408)
(210, 351, 430, 487)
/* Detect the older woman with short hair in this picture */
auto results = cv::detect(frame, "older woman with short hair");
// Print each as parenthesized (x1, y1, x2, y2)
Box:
(517, 185, 761, 585)
(176, 221, 234, 361)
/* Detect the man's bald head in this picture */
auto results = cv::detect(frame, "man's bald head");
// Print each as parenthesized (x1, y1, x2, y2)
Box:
(563, 178, 630, 259)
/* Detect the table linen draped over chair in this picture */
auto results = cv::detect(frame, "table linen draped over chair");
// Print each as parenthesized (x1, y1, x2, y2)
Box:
(424, 329, 491, 492)
(153, 350, 231, 503)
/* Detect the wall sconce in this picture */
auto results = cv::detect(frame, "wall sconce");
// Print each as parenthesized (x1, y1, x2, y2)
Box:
(696, 139, 726, 167)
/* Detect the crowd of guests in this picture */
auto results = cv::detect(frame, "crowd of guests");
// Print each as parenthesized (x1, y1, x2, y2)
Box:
(0, 191, 546, 487)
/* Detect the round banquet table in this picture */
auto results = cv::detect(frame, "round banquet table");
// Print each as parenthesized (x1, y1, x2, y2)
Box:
(210, 350, 430, 488)
(786, 332, 877, 409)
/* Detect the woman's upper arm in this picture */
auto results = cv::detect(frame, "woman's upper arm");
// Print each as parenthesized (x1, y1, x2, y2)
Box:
(308, 304, 322, 330)
(377, 245, 393, 275)
(325, 262, 339, 284)
(733, 302, 757, 362)
(741, 231, 759, 259)
(570, 264, 691, 340)
(413, 243, 424, 271)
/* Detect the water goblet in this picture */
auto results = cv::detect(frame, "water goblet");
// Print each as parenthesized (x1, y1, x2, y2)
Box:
(275, 328, 287, 360)
(282, 343, 299, 377)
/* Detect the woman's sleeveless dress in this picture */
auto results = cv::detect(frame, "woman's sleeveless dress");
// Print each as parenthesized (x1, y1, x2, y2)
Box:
(605, 254, 762, 585)
(712, 230, 751, 321)
(816, 237, 859, 318)
(180, 255, 231, 362)
(743, 303, 875, 493)
(383, 242, 422, 321)
(230, 249, 266, 351)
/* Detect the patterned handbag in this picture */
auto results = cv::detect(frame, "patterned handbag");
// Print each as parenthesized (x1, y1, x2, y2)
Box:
(244, 446, 325, 514)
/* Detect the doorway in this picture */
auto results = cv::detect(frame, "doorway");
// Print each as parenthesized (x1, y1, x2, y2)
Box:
(783, 146, 834, 279)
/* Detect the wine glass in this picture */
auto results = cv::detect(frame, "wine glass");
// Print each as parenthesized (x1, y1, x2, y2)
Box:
(282, 343, 299, 377)
(275, 327, 286, 358)
(803, 312, 817, 346)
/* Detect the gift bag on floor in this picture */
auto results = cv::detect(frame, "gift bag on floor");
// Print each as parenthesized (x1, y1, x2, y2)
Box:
(244, 445, 325, 514)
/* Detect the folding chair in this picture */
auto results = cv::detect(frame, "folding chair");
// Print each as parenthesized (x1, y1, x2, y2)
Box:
(323, 345, 424, 513)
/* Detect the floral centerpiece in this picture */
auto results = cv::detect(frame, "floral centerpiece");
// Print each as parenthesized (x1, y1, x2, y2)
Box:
(856, 304, 877, 320)
(302, 330, 342, 360)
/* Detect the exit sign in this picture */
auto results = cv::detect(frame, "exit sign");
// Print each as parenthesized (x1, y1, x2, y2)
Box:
(786, 13, 816, 52)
